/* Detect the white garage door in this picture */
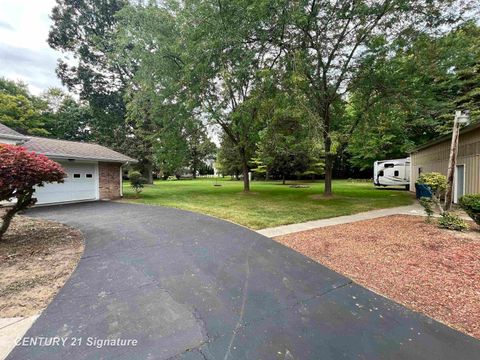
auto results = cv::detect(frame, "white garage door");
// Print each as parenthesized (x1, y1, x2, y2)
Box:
(35, 162, 99, 205)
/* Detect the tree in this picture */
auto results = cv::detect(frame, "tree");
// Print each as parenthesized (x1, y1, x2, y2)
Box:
(41, 87, 93, 141)
(48, 0, 130, 149)
(0, 145, 65, 240)
(347, 21, 480, 169)
(216, 133, 243, 179)
(282, 0, 472, 196)
(128, 170, 146, 197)
(0, 77, 50, 136)
(119, 0, 282, 191)
(170, 0, 284, 191)
(185, 122, 217, 179)
(255, 74, 320, 183)
(0, 93, 49, 136)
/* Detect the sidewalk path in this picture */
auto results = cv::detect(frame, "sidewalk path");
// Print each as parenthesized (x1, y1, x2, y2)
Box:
(257, 204, 426, 238)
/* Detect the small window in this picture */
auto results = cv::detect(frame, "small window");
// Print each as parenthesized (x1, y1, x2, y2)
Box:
(86, 174, 93, 178)
(394, 170, 399, 176)
(73, 174, 81, 178)
(378, 170, 384, 176)
(384, 163, 394, 168)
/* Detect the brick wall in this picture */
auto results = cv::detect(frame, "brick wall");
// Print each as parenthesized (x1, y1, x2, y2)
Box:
(99, 162, 122, 200)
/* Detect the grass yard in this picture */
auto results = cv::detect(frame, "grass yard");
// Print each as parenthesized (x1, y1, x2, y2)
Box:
(123, 178, 414, 229)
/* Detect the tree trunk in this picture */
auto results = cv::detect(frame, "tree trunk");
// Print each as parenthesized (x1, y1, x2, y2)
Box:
(141, 162, 153, 184)
(192, 164, 197, 179)
(282, 174, 286, 185)
(0, 209, 15, 240)
(0, 191, 33, 240)
(242, 162, 250, 192)
(240, 147, 250, 192)
(324, 154, 333, 196)
(322, 105, 333, 196)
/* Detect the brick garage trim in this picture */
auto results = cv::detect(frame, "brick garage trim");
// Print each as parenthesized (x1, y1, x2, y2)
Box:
(99, 162, 122, 200)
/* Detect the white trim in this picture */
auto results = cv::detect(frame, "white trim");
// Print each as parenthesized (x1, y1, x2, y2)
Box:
(95, 162, 100, 200)
(453, 164, 466, 204)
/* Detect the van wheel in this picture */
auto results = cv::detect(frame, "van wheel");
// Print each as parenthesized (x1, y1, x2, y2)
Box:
(405, 185, 410, 191)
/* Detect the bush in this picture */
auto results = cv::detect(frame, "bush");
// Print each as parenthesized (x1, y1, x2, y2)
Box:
(419, 197, 435, 222)
(0, 144, 65, 239)
(416, 172, 447, 197)
(437, 212, 468, 231)
(459, 194, 480, 226)
(128, 171, 146, 195)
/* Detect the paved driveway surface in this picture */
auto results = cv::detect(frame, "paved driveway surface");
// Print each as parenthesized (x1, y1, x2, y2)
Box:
(8, 202, 480, 360)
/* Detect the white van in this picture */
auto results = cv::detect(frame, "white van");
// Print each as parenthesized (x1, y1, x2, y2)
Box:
(373, 158, 410, 189)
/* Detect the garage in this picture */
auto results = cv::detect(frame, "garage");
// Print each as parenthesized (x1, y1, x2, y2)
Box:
(0, 123, 137, 205)
(35, 162, 99, 205)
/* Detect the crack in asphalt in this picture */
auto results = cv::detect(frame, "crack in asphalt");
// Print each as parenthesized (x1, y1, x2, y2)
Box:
(223, 240, 257, 360)
(241, 279, 354, 329)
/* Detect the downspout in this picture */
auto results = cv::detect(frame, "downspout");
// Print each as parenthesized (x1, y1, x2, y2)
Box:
(120, 163, 127, 197)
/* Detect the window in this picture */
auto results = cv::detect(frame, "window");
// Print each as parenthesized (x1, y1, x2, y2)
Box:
(418, 167, 423, 175)
(86, 174, 93, 178)
(378, 170, 384, 176)
(73, 174, 80, 178)
(384, 163, 394, 168)
(394, 170, 399, 176)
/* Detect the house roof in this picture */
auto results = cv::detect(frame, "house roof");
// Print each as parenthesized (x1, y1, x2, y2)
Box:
(0, 122, 136, 163)
(411, 121, 480, 153)
(22, 137, 137, 163)
(0, 123, 28, 140)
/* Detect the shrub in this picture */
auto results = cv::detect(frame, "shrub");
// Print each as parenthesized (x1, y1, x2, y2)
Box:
(416, 172, 447, 197)
(0, 144, 65, 239)
(128, 171, 146, 195)
(459, 194, 480, 226)
(437, 212, 468, 231)
(419, 197, 435, 222)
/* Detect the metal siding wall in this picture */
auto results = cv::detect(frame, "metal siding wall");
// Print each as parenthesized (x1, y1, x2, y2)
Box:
(411, 127, 480, 195)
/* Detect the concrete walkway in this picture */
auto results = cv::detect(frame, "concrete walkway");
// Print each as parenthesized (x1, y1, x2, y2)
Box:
(0, 316, 39, 360)
(257, 204, 426, 237)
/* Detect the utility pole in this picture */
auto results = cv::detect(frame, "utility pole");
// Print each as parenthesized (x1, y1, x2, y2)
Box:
(444, 110, 469, 210)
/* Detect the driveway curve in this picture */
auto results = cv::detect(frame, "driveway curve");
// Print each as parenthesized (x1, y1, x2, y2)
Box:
(8, 202, 480, 360)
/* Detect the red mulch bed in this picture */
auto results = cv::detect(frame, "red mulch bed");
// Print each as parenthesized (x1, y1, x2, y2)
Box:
(274, 215, 480, 339)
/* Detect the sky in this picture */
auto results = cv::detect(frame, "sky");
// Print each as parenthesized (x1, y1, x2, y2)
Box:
(0, 0, 66, 95)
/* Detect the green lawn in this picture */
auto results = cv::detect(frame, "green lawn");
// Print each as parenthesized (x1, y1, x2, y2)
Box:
(122, 178, 414, 229)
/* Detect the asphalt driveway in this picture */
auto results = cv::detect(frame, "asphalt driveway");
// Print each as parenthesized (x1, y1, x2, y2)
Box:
(8, 202, 480, 359)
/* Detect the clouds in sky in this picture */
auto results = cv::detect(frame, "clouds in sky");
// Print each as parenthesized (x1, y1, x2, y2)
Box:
(0, 0, 66, 95)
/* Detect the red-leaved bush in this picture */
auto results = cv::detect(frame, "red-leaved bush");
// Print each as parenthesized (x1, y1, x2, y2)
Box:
(0, 144, 65, 239)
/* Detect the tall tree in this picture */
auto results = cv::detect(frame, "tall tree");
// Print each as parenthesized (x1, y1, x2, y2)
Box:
(283, 0, 473, 195)
(48, 0, 130, 149)
(176, 0, 285, 191)
(347, 21, 480, 169)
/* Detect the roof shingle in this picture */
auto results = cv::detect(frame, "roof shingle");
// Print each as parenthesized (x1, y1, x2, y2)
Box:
(22, 137, 136, 163)
(0, 123, 27, 138)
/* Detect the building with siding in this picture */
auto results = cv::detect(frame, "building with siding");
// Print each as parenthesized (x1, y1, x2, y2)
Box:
(410, 122, 480, 203)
